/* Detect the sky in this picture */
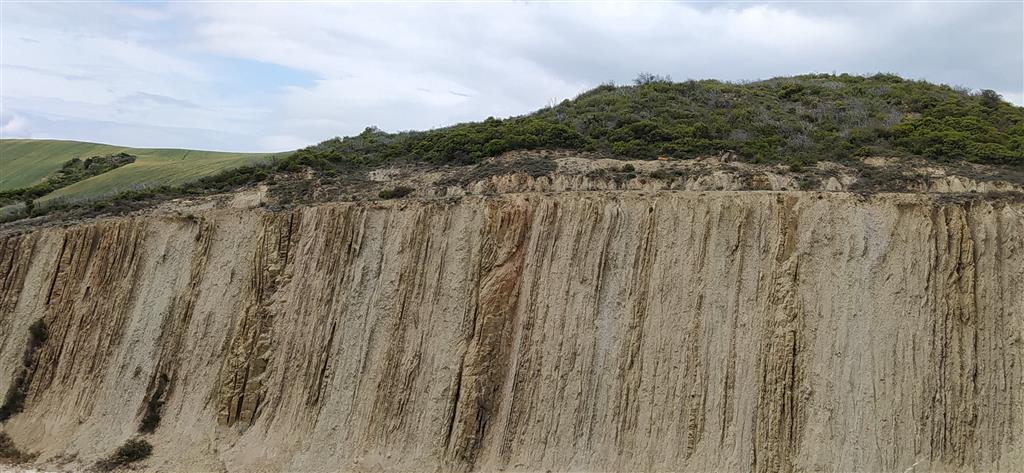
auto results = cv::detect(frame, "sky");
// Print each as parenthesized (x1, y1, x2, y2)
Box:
(1, 1, 1022, 152)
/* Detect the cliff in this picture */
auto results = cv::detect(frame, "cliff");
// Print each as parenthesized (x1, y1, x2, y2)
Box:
(0, 191, 1022, 472)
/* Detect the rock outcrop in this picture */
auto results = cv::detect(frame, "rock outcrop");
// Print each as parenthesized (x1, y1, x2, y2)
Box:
(0, 191, 1021, 472)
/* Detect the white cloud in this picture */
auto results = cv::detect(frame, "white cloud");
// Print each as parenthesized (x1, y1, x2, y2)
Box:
(1, 111, 31, 137)
(1001, 91, 1024, 107)
(260, 134, 311, 152)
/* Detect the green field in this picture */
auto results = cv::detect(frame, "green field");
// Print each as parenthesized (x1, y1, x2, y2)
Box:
(0, 139, 289, 202)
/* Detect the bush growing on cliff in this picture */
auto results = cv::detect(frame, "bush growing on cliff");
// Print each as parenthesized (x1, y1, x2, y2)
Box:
(0, 319, 49, 422)
(28, 319, 48, 343)
(436, 157, 557, 187)
(96, 438, 152, 471)
(138, 373, 170, 434)
(0, 432, 32, 463)
(378, 186, 414, 199)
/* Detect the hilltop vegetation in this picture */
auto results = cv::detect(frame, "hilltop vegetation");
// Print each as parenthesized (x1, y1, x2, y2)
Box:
(288, 73, 1023, 169)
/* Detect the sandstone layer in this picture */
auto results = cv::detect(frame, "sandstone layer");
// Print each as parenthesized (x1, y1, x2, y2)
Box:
(0, 191, 1021, 472)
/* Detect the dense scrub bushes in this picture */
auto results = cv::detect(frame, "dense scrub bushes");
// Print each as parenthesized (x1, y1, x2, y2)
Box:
(287, 118, 584, 168)
(283, 73, 1023, 168)
(891, 114, 1024, 164)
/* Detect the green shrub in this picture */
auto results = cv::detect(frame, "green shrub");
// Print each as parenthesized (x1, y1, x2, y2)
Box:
(28, 319, 47, 343)
(648, 169, 676, 180)
(378, 186, 414, 199)
(436, 158, 556, 187)
(138, 374, 169, 434)
(633, 72, 672, 85)
(96, 438, 152, 471)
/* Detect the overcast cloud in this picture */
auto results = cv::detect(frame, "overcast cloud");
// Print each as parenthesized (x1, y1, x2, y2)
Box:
(1, 1, 1021, 152)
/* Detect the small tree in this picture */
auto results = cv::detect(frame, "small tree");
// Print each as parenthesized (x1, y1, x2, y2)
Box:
(634, 72, 672, 85)
(979, 89, 1002, 109)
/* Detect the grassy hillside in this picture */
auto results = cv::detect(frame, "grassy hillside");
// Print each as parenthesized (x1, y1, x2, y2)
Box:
(289, 73, 1023, 168)
(0, 139, 287, 202)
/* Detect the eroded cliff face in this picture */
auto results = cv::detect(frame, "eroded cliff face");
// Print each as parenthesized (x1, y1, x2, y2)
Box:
(0, 191, 1021, 472)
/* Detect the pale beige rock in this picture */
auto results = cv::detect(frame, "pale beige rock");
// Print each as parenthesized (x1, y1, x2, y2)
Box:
(0, 191, 1021, 473)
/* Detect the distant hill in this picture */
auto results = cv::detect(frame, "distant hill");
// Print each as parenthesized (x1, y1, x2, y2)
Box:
(289, 73, 1023, 169)
(0, 139, 289, 202)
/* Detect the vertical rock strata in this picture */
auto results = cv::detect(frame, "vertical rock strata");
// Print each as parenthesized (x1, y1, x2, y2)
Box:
(0, 192, 1021, 472)
(218, 213, 301, 426)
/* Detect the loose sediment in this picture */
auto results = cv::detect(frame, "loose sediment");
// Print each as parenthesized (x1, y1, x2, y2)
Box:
(0, 191, 1021, 472)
